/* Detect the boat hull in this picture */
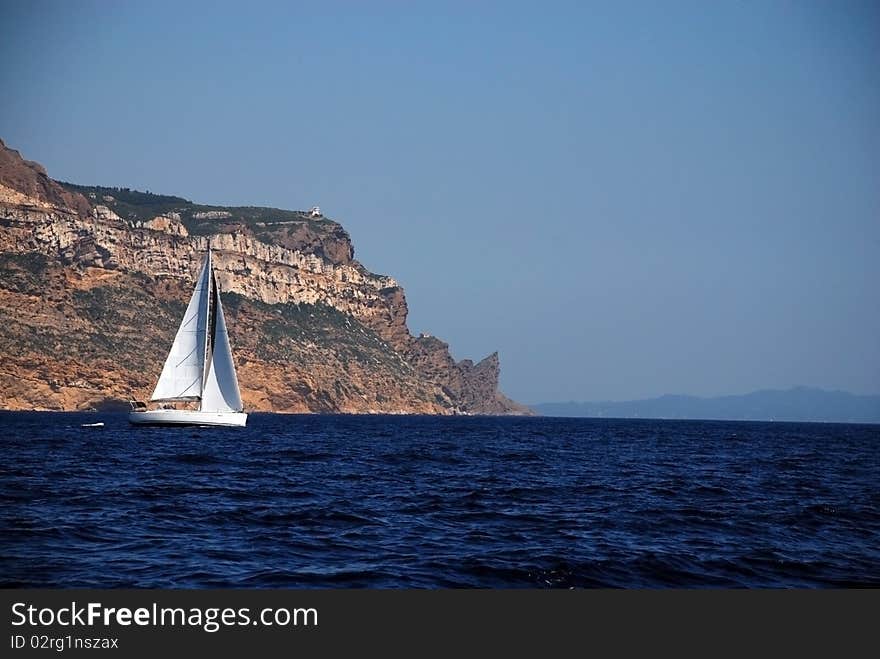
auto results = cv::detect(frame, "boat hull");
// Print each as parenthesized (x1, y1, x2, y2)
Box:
(128, 409, 248, 427)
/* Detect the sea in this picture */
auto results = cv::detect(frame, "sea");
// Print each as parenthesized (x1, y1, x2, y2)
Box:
(1, 412, 878, 588)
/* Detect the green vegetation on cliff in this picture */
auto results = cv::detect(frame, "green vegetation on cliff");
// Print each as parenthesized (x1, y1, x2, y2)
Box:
(57, 182, 330, 236)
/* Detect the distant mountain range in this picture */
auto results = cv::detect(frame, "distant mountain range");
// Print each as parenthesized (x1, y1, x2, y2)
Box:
(533, 387, 880, 424)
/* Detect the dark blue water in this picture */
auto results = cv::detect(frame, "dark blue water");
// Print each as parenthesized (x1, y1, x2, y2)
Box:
(1, 412, 878, 588)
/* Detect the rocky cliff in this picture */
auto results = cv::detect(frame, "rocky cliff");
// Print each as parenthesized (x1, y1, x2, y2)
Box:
(0, 138, 531, 414)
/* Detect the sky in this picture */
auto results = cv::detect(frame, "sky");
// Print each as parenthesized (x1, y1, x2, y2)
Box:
(1, 1, 878, 403)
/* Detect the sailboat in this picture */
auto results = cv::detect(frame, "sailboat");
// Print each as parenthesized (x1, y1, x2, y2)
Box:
(128, 246, 247, 427)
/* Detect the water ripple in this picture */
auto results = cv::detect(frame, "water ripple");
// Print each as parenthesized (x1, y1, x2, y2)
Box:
(0, 412, 878, 588)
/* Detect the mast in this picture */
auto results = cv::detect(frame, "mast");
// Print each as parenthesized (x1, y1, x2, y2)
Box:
(199, 242, 244, 413)
(199, 242, 215, 411)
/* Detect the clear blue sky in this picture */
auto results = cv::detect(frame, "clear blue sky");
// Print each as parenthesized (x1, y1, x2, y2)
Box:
(2, 1, 878, 403)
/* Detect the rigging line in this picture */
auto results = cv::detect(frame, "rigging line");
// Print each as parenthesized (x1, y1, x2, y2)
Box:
(179, 312, 200, 329)
(174, 345, 201, 368)
(179, 281, 208, 329)
(175, 376, 201, 396)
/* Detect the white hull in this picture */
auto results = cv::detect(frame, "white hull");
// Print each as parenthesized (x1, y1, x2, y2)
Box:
(128, 409, 248, 427)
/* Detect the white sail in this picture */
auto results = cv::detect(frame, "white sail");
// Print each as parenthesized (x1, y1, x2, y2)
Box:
(200, 279, 244, 412)
(132, 247, 248, 427)
(150, 252, 211, 401)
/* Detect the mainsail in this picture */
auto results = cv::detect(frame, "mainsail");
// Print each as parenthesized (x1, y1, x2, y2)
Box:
(150, 248, 243, 411)
(150, 251, 211, 402)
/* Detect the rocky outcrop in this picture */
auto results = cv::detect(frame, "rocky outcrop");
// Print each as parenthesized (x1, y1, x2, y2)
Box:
(0, 141, 91, 216)
(406, 337, 532, 415)
(0, 138, 531, 415)
(140, 215, 189, 237)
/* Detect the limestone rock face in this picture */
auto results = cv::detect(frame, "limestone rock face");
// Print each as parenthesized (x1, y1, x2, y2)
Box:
(141, 215, 189, 237)
(0, 138, 531, 415)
